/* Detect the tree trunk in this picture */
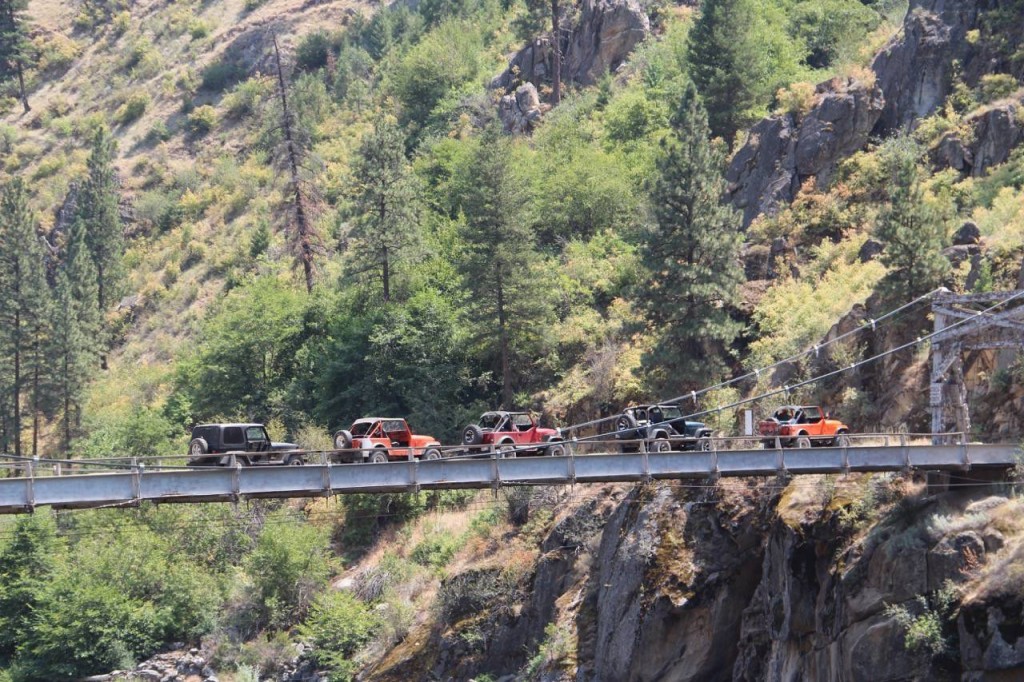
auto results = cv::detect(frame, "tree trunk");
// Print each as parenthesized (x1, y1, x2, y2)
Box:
(551, 0, 561, 105)
(63, 353, 70, 452)
(16, 60, 28, 114)
(496, 266, 512, 409)
(272, 33, 316, 294)
(382, 245, 391, 303)
(31, 327, 38, 458)
(12, 308, 20, 459)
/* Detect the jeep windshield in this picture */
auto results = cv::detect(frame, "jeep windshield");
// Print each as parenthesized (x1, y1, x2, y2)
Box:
(649, 406, 682, 421)
(479, 413, 506, 430)
(350, 421, 376, 436)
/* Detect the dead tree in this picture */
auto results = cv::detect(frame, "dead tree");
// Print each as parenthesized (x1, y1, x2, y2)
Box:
(271, 32, 320, 294)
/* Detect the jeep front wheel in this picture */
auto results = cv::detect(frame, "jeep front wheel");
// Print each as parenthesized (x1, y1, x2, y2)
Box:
(284, 454, 304, 466)
(835, 433, 851, 448)
(698, 437, 712, 452)
(651, 438, 672, 453)
(796, 436, 812, 449)
(423, 448, 442, 460)
(546, 442, 565, 457)
(370, 450, 389, 464)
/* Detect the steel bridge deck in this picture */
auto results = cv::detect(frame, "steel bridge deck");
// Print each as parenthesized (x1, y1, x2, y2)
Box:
(0, 443, 1016, 514)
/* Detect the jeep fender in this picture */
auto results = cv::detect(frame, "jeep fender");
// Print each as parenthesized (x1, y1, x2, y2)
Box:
(651, 430, 670, 441)
(695, 428, 713, 439)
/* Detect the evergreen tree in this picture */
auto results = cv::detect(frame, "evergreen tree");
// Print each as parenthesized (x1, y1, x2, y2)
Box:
(349, 117, 421, 303)
(876, 138, 949, 302)
(0, 178, 49, 458)
(50, 220, 100, 450)
(0, 514, 58, 663)
(457, 126, 553, 408)
(638, 82, 743, 393)
(687, 0, 779, 142)
(0, 0, 30, 113)
(76, 127, 123, 317)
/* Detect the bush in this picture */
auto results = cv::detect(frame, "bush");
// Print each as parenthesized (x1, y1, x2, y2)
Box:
(114, 92, 149, 125)
(223, 76, 273, 120)
(979, 73, 1020, 103)
(298, 591, 379, 681)
(187, 105, 217, 136)
(201, 60, 246, 92)
(775, 81, 817, 117)
(296, 31, 333, 72)
(244, 512, 335, 629)
(437, 568, 522, 624)
(410, 529, 462, 568)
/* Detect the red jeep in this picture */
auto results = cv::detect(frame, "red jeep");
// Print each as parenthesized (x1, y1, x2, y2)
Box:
(332, 418, 443, 463)
(461, 411, 565, 457)
(758, 405, 850, 448)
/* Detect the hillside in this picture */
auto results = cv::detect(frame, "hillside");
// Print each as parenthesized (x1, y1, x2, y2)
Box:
(1, 0, 1024, 679)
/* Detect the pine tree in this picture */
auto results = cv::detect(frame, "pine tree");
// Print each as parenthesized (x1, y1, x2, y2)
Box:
(457, 125, 553, 407)
(0, 514, 58, 662)
(76, 127, 123, 316)
(50, 218, 101, 451)
(0, 178, 50, 458)
(687, 0, 771, 142)
(0, 0, 30, 113)
(638, 82, 744, 393)
(349, 117, 421, 303)
(876, 137, 949, 302)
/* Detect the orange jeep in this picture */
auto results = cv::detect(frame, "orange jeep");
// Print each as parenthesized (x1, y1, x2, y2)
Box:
(757, 405, 850, 448)
(332, 418, 443, 463)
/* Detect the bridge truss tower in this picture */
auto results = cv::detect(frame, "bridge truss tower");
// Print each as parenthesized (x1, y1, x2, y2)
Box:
(930, 289, 1024, 439)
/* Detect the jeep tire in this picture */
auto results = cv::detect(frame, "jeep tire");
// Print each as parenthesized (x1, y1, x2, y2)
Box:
(333, 430, 353, 450)
(463, 424, 484, 446)
(284, 454, 304, 466)
(651, 438, 672, 453)
(545, 442, 566, 457)
(796, 435, 812, 449)
(370, 450, 389, 464)
(423, 448, 442, 460)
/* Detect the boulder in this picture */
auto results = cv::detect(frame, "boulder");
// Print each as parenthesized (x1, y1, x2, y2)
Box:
(491, 0, 649, 93)
(954, 220, 982, 245)
(925, 530, 985, 592)
(498, 83, 547, 134)
(859, 238, 885, 263)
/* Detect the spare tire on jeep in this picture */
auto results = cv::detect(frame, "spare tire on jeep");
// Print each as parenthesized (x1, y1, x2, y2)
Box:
(333, 430, 353, 450)
(463, 424, 484, 446)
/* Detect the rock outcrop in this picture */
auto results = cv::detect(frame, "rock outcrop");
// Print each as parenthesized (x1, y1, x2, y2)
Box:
(498, 83, 547, 134)
(729, 0, 1023, 226)
(491, 0, 649, 93)
(931, 94, 1024, 177)
(726, 76, 883, 227)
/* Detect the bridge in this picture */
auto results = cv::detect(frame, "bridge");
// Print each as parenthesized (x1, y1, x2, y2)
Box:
(0, 435, 1016, 514)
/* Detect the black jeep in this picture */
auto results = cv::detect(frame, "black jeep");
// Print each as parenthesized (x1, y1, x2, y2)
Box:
(614, 404, 714, 452)
(187, 423, 301, 466)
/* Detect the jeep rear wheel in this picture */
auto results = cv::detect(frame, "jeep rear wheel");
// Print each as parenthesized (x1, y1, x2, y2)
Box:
(369, 450, 389, 464)
(546, 442, 565, 457)
(498, 443, 516, 458)
(423, 448, 442, 461)
(796, 436, 812, 449)
(463, 424, 484, 446)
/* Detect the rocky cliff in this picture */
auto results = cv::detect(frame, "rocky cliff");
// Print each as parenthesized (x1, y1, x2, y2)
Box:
(728, 0, 1024, 227)
(365, 477, 1024, 681)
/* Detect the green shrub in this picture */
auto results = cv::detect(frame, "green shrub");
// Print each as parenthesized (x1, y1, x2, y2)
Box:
(979, 73, 1020, 103)
(298, 591, 379, 682)
(603, 89, 668, 143)
(296, 31, 333, 72)
(244, 512, 335, 629)
(114, 92, 149, 125)
(223, 76, 274, 119)
(243, 0, 268, 11)
(410, 529, 461, 568)
(187, 105, 217, 136)
(201, 60, 246, 92)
